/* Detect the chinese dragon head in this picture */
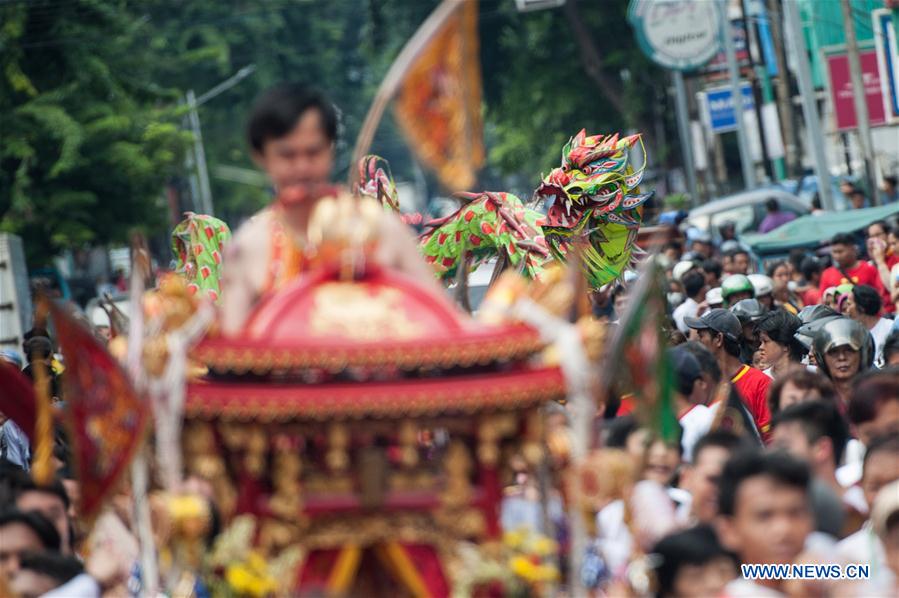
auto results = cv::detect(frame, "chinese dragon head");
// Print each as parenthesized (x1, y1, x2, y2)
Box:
(534, 130, 651, 288)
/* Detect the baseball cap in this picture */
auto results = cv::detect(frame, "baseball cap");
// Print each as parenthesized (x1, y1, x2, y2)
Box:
(684, 308, 742, 342)
(667, 346, 702, 392)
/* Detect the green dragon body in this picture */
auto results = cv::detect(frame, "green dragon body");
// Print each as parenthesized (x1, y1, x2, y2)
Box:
(358, 130, 651, 289)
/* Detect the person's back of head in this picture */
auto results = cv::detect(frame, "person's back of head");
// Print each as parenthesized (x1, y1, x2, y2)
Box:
(702, 259, 722, 281)
(682, 270, 706, 301)
(883, 330, 899, 366)
(765, 198, 779, 213)
(800, 256, 821, 282)
(682, 341, 722, 385)
(604, 415, 640, 449)
(771, 400, 849, 468)
(651, 524, 736, 598)
(851, 284, 882, 318)
(21, 336, 52, 362)
(849, 368, 899, 443)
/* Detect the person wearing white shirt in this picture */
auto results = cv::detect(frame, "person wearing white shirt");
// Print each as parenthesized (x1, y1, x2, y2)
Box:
(667, 346, 714, 461)
(673, 270, 706, 335)
(844, 284, 892, 366)
(837, 435, 899, 589)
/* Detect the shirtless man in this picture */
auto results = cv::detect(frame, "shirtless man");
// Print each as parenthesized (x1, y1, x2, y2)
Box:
(221, 83, 435, 335)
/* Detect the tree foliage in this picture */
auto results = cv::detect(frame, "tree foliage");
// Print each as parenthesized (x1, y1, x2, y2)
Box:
(1, 0, 672, 266)
(0, 0, 192, 265)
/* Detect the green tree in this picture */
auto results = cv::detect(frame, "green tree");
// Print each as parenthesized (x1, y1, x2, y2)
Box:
(0, 0, 192, 266)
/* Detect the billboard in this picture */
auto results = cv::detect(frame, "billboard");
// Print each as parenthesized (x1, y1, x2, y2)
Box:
(824, 47, 887, 131)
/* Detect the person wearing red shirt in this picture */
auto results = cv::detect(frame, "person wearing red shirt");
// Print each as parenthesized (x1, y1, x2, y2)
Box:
(867, 222, 899, 313)
(820, 233, 888, 309)
(685, 309, 772, 442)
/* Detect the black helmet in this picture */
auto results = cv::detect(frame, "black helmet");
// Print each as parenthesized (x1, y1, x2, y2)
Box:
(730, 299, 767, 325)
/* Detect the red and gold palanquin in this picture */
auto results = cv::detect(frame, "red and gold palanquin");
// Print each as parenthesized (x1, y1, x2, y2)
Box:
(182, 266, 564, 596)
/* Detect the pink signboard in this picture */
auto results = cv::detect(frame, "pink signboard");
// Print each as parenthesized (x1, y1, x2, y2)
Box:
(826, 49, 887, 131)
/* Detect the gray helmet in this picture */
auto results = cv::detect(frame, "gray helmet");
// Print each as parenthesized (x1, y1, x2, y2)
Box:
(730, 298, 768, 325)
(721, 274, 754, 303)
(795, 305, 842, 349)
(812, 318, 875, 378)
(797, 304, 839, 325)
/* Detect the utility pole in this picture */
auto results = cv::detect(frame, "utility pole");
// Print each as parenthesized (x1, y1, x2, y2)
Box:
(721, 0, 756, 189)
(783, 0, 835, 211)
(766, 0, 800, 177)
(186, 90, 213, 216)
(673, 71, 699, 203)
(840, 0, 880, 205)
(184, 64, 257, 217)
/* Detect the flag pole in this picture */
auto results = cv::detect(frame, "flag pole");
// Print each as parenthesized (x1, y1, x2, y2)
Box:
(349, 0, 463, 186)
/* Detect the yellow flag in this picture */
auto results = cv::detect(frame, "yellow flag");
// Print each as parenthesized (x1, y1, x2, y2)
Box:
(393, 0, 484, 190)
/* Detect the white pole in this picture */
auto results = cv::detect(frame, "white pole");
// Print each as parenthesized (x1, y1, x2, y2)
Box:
(721, 0, 756, 189)
(840, 0, 879, 205)
(783, 0, 835, 211)
(673, 71, 699, 202)
(187, 90, 214, 216)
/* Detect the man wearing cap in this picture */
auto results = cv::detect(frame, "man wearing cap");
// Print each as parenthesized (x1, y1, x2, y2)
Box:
(667, 346, 714, 461)
(686, 309, 772, 442)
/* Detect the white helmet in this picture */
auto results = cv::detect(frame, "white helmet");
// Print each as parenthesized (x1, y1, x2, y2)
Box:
(673, 260, 697, 282)
(748, 274, 774, 298)
(706, 287, 724, 306)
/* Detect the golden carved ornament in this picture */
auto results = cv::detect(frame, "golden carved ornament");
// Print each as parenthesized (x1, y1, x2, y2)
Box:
(477, 418, 500, 467)
(441, 441, 473, 509)
(326, 423, 350, 472)
(309, 283, 423, 341)
(182, 422, 237, 519)
(398, 420, 419, 468)
(243, 425, 269, 478)
(522, 410, 545, 467)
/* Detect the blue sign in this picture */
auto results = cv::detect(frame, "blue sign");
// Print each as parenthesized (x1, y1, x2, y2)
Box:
(703, 83, 755, 133)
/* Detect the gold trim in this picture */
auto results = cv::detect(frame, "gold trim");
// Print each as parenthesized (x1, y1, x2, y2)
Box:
(185, 374, 566, 422)
(194, 332, 545, 374)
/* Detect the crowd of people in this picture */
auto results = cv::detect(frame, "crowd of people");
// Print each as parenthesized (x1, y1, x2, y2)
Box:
(578, 216, 899, 595)
(0, 79, 898, 597)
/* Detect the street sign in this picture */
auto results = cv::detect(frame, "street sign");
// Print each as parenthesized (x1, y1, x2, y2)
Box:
(699, 83, 755, 133)
(628, 0, 722, 71)
(873, 9, 899, 122)
(824, 47, 887, 131)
